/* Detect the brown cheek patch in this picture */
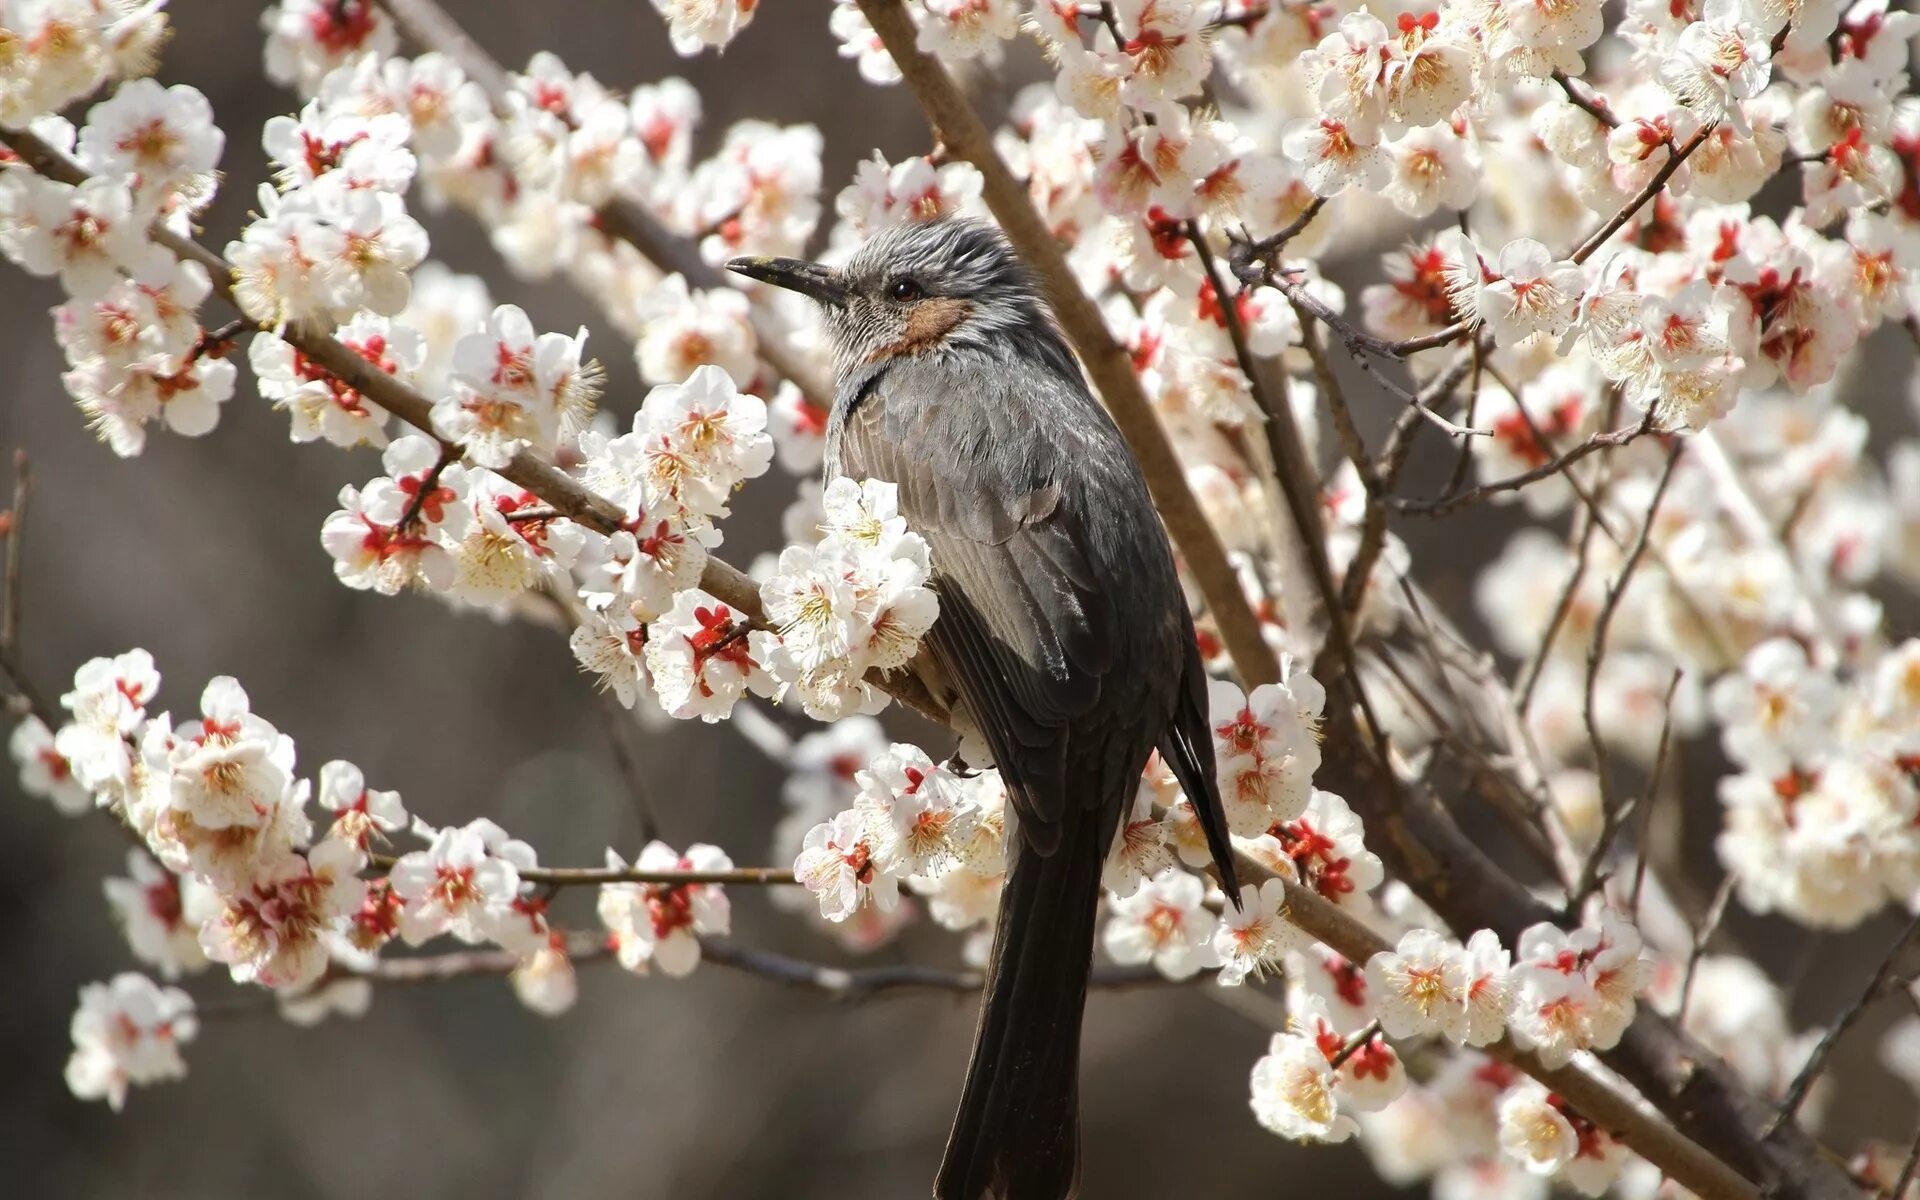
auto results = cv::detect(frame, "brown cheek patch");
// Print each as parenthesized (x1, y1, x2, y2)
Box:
(868, 297, 974, 361)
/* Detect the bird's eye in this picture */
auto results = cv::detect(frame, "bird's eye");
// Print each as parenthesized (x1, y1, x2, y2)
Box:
(888, 278, 923, 302)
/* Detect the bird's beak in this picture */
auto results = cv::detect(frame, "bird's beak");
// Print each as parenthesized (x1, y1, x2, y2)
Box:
(725, 255, 849, 307)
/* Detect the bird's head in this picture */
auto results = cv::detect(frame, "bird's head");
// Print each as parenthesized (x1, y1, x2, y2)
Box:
(727, 217, 1050, 374)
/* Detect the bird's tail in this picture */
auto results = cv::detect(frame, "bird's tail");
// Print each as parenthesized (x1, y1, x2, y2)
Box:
(935, 808, 1111, 1200)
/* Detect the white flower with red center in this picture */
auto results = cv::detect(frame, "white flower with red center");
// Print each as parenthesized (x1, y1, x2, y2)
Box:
(1383, 121, 1479, 217)
(1092, 119, 1190, 217)
(1367, 928, 1472, 1042)
(332, 51, 488, 162)
(1209, 672, 1325, 834)
(224, 187, 347, 329)
(64, 972, 197, 1111)
(0, 172, 168, 298)
(76, 79, 223, 215)
(1803, 126, 1903, 230)
(437, 304, 598, 467)
(55, 257, 210, 376)
(388, 821, 527, 946)
(854, 744, 976, 877)
(651, 0, 759, 55)
(643, 587, 777, 722)
(1637, 279, 1731, 373)
(162, 676, 297, 835)
(511, 934, 579, 1017)
(1472, 239, 1586, 346)
(1388, 12, 1474, 130)
(315, 760, 406, 849)
(1471, 362, 1601, 515)
(1497, 1082, 1578, 1175)
(322, 479, 459, 596)
(598, 841, 733, 977)
(325, 190, 428, 318)
(141, 724, 311, 894)
(575, 514, 712, 621)
(1838, 211, 1920, 327)
(1491, 0, 1607, 76)
(1103, 867, 1217, 978)
(1362, 240, 1465, 341)
(769, 380, 829, 473)
(201, 838, 368, 990)
(1302, 10, 1394, 138)
(1214, 876, 1305, 985)
(103, 850, 215, 979)
(916, 0, 1022, 63)
(262, 105, 415, 200)
(1659, 0, 1774, 127)
(1557, 1109, 1629, 1195)
(1709, 637, 1843, 776)
(1295, 945, 1375, 1033)
(1272, 789, 1383, 912)
(829, 1, 900, 85)
(251, 314, 415, 448)
(1463, 929, 1513, 1047)
(685, 121, 823, 267)
(1575, 911, 1650, 1047)
(344, 432, 470, 567)
(629, 77, 702, 183)
(635, 275, 759, 388)
(1281, 115, 1388, 197)
(796, 806, 901, 920)
(640, 363, 772, 491)
(569, 605, 652, 709)
(64, 346, 237, 457)
(261, 0, 396, 96)
(1103, 779, 1176, 897)
(836, 151, 985, 235)
(447, 480, 585, 606)
(10, 715, 92, 815)
(1294, 994, 1407, 1112)
(1249, 1030, 1356, 1143)
(1505, 926, 1600, 1066)
(1108, 0, 1213, 109)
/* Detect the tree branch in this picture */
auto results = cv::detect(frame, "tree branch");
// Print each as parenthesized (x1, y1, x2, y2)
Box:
(0, 125, 953, 728)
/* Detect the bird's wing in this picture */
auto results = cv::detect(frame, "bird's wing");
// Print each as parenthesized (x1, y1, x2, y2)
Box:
(834, 366, 1119, 854)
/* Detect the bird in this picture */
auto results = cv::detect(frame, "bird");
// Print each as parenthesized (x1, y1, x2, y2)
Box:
(728, 217, 1237, 1200)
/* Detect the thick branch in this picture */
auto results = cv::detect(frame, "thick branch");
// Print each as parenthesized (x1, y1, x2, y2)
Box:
(855, 0, 1280, 687)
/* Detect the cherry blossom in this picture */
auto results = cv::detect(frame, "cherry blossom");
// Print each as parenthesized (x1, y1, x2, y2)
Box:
(599, 841, 733, 977)
(65, 973, 196, 1111)
(10, 714, 91, 815)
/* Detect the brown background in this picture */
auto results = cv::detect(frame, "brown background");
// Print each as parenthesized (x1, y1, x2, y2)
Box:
(2, 3, 1915, 1198)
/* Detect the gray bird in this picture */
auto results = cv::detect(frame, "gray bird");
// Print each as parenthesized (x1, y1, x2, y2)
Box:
(729, 217, 1237, 1200)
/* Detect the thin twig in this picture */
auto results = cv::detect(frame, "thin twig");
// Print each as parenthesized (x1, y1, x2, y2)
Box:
(1571, 124, 1717, 266)
(1395, 413, 1659, 517)
(1328, 1019, 1385, 1069)
(1576, 442, 1685, 906)
(1678, 874, 1739, 1025)
(366, 852, 796, 887)
(2, 450, 27, 653)
(1630, 669, 1685, 920)
(1767, 912, 1920, 1136)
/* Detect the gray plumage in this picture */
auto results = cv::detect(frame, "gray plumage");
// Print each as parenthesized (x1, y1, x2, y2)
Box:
(729, 218, 1236, 1200)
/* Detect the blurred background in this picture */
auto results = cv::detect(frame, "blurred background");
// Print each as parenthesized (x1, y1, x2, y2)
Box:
(3, 3, 1917, 1198)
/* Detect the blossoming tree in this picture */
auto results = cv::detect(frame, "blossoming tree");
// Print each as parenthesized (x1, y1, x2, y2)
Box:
(4, 0, 1920, 1195)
